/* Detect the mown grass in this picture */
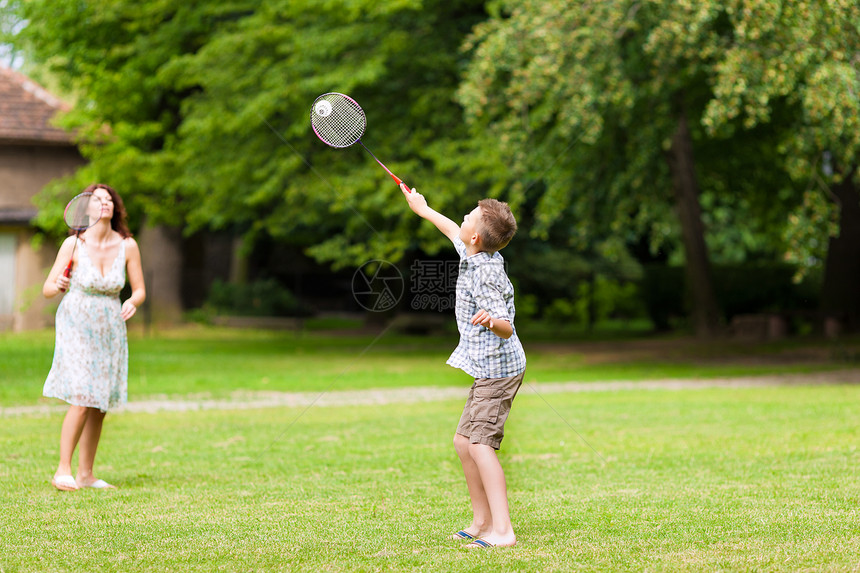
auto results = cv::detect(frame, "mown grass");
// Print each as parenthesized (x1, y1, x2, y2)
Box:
(2, 384, 860, 572)
(1, 326, 857, 407)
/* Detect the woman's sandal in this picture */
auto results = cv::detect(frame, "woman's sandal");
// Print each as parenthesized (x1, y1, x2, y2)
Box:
(51, 475, 78, 491)
(79, 478, 116, 489)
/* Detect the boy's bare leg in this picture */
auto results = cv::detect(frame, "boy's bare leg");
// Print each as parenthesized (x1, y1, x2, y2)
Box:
(453, 434, 493, 537)
(468, 443, 517, 547)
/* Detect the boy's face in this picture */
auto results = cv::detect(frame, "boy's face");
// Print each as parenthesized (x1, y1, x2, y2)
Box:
(459, 205, 483, 246)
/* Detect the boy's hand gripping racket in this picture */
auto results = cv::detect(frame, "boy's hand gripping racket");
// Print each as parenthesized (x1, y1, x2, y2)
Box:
(310, 93, 409, 190)
(59, 191, 100, 292)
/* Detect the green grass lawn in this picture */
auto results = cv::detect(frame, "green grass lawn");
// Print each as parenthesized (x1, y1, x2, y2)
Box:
(1, 326, 857, 407)
(2, 384, 859, 572)
(2, 326, 859, 571)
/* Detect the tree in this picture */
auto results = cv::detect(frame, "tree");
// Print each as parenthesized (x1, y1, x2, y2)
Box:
(9, 0, 492, 270)
(456, 0, 859, 335)
(0, 0, 24, 68)
(695, 0, 860, 330)
(11, 0, 263, 231)
(457, 0, 717, 335)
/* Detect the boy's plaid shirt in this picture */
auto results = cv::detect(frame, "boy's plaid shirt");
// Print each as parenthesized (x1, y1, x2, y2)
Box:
(446, 237, 526, 379)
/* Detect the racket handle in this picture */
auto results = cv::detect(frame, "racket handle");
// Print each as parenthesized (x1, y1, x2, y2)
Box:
(60, 261, 72, 292)
(358, 142, 404, 187)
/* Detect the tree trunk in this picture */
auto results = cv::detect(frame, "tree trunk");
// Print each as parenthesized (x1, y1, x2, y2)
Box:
(820, 170, 860, 332)
(229, 235, 249, 285)
(665, 105, 722, 337)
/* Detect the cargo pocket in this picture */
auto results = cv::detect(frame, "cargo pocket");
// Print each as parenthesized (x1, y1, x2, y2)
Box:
(471, 387, 505, 423)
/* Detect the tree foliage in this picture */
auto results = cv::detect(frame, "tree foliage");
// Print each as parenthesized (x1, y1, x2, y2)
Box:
(458, 0, 859, 267)
(8, 0, 860, 328)
(456, 0, 860, 333)
(11, 0, 491, 267)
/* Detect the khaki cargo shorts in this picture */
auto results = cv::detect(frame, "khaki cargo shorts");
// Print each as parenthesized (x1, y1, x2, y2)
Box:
(455, 371, 525, 450)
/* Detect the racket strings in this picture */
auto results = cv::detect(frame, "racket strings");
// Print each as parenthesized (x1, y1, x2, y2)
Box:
(312, 94, 366, 148)
(63, 192, 96, 231)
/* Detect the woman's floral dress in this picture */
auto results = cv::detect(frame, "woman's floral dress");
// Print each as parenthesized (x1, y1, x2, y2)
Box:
(43, 238, 128, 412)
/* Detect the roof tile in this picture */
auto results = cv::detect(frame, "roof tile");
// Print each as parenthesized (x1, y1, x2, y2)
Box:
(0, 66, 74, 144)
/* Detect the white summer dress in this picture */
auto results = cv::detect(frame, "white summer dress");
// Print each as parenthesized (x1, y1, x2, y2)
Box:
(43, 238, 128, 412)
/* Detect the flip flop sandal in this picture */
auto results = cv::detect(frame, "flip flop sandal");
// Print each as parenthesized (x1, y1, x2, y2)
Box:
(465, 539, 496, 549)
(451, 530, 476, 541)
(51, 475, 78, 492)
(81, 479, 116, 489)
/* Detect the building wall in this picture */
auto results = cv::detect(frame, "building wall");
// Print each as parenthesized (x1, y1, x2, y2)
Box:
(0, 143, 86, 331)
(13, 226, 59, 330)
(0, 144, 84, 208)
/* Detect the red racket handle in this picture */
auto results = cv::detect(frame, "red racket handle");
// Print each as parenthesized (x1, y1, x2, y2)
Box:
(60, 260, 73, 292)
(357, 141, 404, 187)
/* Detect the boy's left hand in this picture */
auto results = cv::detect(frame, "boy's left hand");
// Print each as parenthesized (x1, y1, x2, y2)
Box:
(471, 309, 494, 330)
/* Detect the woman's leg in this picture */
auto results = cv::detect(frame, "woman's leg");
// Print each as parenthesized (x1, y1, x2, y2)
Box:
(56, 405, 89, 476)
(76, 408, 108, 486)
(52, 406, 89, 490)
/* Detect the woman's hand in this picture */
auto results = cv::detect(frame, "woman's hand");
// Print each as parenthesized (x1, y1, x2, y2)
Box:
(120, 300, 137, 321)
(55, 274, 71, 293)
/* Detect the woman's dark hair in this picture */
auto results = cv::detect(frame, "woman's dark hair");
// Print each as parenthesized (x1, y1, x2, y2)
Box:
(78, 183, 132, 238)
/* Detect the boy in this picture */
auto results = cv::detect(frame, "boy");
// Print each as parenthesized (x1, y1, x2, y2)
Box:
(401, 183, 526, 549)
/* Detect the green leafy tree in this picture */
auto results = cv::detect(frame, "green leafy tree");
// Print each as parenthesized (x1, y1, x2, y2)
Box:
(9, 0, 492, 270)
(157, 0, 493, 268)
(457, 0, 860, 334)
(9, 0, 262, 232)
(694, 0, 860, 329)
(457, 0, 723, 335)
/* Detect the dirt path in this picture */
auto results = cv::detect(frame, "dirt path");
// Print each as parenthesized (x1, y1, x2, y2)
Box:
(4, 368, 859, 418)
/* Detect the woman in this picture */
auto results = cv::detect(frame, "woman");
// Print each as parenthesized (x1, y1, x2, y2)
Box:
(42, 183, 146, 491)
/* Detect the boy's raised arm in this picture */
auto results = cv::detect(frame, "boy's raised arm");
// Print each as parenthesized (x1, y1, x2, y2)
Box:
(400, 183, 460, 242)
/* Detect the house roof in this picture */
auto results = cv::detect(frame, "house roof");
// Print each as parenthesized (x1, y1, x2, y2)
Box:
(0, 66, 75, 145)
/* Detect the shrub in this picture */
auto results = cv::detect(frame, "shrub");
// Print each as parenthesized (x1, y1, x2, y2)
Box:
(543, 276, 647, 327)
(205, 278, 309, 317)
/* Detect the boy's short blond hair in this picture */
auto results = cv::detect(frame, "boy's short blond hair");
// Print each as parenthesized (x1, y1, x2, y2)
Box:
(477, 198, 518, 252)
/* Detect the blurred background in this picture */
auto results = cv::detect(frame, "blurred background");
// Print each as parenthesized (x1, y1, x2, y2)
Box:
(0, 0, 857, 340)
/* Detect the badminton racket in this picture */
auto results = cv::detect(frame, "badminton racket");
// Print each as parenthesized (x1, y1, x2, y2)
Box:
(59, 191, 101, 292)
(310, 92, 407, 188)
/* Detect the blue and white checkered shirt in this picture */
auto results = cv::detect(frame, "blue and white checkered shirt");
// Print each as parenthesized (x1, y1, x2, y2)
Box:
(446, 237, 526, 379)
